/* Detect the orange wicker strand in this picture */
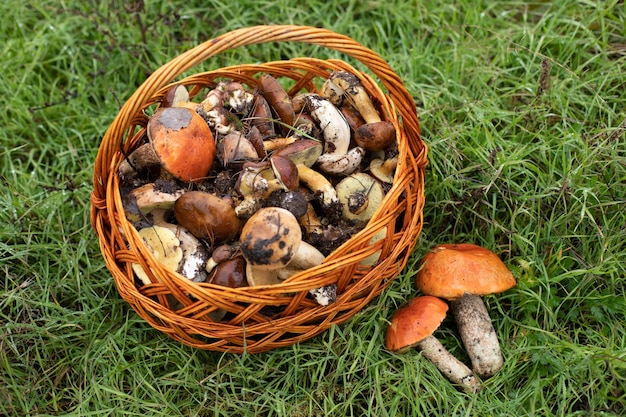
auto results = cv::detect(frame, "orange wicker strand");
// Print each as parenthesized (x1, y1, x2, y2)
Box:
(90, 25, 427, 354)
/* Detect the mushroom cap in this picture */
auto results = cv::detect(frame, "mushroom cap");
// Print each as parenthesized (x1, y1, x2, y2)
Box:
(132, 225, 184, 285)
(335, 172, 384, 222)
(174, 191, 241, 244)
(369, 157, 397, 184)
(354, 121, 396, 152)
(415, 243, 516, 300)
(239, 207, 302, 270)
(385, 296, 449, 352)
(147, 107, 216, 182)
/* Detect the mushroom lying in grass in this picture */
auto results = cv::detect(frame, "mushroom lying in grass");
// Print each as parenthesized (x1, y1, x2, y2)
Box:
(119, 107, 216, 182)
(415, 243, 517, 379)
(386, 295, 480, 393)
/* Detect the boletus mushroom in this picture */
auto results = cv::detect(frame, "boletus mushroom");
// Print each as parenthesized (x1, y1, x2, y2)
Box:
(239, 207, 334, 305)
(119, 107, 216, 182)
(131, 225, 184, 285)
(321, 71, 396, 152)
(386, 296, 480, 393)
(305, 94, 365, 175)
(174, 191, 242, 245)
(415, 243, 517, 379)
(335, 173, 384, 223)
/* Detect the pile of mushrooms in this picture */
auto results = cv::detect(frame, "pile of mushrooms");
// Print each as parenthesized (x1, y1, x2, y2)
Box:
(119, 71, 398, 310)
(385, 243, 516, 393)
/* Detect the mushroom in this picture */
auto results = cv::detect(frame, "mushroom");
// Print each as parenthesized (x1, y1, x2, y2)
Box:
(249, 94, 276, 139)
(201, 106, 235, 135)
(386, 296, 481, 393)
(197, 84, 225, 115)
(263, 136, 299, 152)
(174, 191, 242, 245)
(274, 139, 323, 168)
(118, 107, 216, 183)
(160, 223, 209, 282)
(369, 156, 398, 184)
(239, 208, 335, 305)
(161, 84, 196, 109)
(207, 255, 247, 288)
(335, 173, 385, 223)
(221, 80, 254, 114)
(298, 202, 324, 237)
(415, 243, 517, 379)
(234, 158, 299, 219)
(321, 71, 396, 152)
(258, 74, 296, 131)
(131, 225, 184, 285)
(205, 244, 239, 274)
(359, 227, 387, 266)
(295, 164, 340, 209)
(220, 130, 259, 168)
(123, 181, 185, 225)
(239, 207, 303, 272)
(354, 122, 397, 152)
(305, 94, 365, 175)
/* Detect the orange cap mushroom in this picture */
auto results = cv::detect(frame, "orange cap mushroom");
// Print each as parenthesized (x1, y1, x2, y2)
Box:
(416, 243, 516, 300)
(386, 296, 480, 393)
(386, 295, 448, 352)
(415, 243, 516, 380)
(147, 107, 216, 182)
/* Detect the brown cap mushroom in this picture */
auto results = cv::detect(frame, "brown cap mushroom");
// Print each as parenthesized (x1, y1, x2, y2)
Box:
(386, 296, 480, 393)
(174, 191, 242, 244)
(415, 243, 517, 379)
(321, 71, 396, 152)
(239, 207, 333, 304)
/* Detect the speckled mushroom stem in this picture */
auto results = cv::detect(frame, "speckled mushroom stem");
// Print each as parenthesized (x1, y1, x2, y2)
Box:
(417, 335, 481, 394)
(450, 294, 504, 379)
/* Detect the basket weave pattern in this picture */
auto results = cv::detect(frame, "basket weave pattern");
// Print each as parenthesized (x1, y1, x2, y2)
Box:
(90, 25, 427, 353)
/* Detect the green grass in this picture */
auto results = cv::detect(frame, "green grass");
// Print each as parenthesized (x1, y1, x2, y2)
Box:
(1, 0, 625, 415)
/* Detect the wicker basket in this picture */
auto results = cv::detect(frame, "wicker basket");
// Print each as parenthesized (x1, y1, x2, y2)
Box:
(90, 25, 427, 354)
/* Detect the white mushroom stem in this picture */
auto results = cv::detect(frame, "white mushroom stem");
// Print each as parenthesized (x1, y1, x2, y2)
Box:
(416, 336, 481, 394)
(305, 94, 364, 174)
(316, 146, 365, 175)
(450, 294, 504, 379)
(306, 95, 351, 154)
(279, 241, 336, 307)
